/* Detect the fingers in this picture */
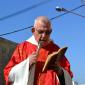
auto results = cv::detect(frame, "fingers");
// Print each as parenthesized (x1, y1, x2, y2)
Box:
(29, 52, 38, 66)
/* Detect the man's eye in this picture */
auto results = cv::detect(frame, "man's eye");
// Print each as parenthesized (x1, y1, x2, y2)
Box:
(46, 31, 52, 35)
(38, 31, 43, 34)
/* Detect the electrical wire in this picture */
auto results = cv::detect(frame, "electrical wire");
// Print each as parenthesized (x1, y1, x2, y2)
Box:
(0, 5, 85, 36)
(0, 26, 33, 36)
(0, 0, 51, 21)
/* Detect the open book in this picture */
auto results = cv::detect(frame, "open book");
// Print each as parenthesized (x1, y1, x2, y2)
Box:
(42, 47, 68, 72)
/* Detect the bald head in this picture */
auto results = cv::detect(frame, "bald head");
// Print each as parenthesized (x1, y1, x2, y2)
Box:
(34, 16, 51, 29)
(32, 16, 52, 45)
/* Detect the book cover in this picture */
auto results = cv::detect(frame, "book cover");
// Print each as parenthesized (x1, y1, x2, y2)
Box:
(42, 47, 68, 72)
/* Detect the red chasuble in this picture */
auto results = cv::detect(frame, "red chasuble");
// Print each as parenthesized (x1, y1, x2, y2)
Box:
(4, 41, 73, 85)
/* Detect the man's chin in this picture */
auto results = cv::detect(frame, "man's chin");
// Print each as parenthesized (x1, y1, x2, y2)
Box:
(38, 39, 51, 47)
(41, 41, 50, 47)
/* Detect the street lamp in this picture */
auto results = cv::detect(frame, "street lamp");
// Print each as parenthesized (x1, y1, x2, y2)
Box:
(55, 6, 85, 19)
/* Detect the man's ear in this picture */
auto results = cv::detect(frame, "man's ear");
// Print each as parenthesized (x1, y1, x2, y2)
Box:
(31, 27, 35, 33)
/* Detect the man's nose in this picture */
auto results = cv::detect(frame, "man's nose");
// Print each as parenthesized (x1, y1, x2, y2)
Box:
(41, 32, 47, 38)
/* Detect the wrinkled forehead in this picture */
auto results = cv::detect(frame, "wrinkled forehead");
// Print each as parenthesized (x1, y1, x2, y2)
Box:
(34, 17, 51, 30)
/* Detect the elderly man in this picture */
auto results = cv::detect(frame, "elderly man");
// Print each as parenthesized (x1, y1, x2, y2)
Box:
(4, 16, 73, 85)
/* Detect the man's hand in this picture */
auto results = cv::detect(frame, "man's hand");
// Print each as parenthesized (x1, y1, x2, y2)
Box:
(48, 61, 63, 76)
(29, 52, 38, 67)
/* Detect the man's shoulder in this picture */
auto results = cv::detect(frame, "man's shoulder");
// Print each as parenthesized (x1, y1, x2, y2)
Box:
(17, 41, 30, 46)
(50, 41, 60, 49)
(17, 41, 37, 49)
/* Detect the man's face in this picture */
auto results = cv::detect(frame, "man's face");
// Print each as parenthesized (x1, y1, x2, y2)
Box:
(32, 20, 52, 46)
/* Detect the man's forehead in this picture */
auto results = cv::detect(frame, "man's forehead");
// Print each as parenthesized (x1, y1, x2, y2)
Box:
(35, 20, 51, 29)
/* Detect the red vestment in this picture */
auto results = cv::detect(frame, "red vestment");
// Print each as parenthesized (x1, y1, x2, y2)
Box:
(4, 40, 73, 85)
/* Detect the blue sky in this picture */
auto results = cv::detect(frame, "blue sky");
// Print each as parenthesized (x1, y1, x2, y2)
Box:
(0, 0, 85, 84)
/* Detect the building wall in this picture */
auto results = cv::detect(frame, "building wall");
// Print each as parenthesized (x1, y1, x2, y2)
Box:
(0, 37, 18, 85)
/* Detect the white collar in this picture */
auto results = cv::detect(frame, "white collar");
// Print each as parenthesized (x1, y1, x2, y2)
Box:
(26, 35, 38, 46)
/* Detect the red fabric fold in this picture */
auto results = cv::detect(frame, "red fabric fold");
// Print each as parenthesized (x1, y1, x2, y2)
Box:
(44, 70, 60, 85)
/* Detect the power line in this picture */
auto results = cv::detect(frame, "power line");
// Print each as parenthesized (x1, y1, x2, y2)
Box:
(0, 5, 85, 37)
(0, 0, 51, 21)
(0, 26, 33, 36)
(51, 5, 85, 20)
